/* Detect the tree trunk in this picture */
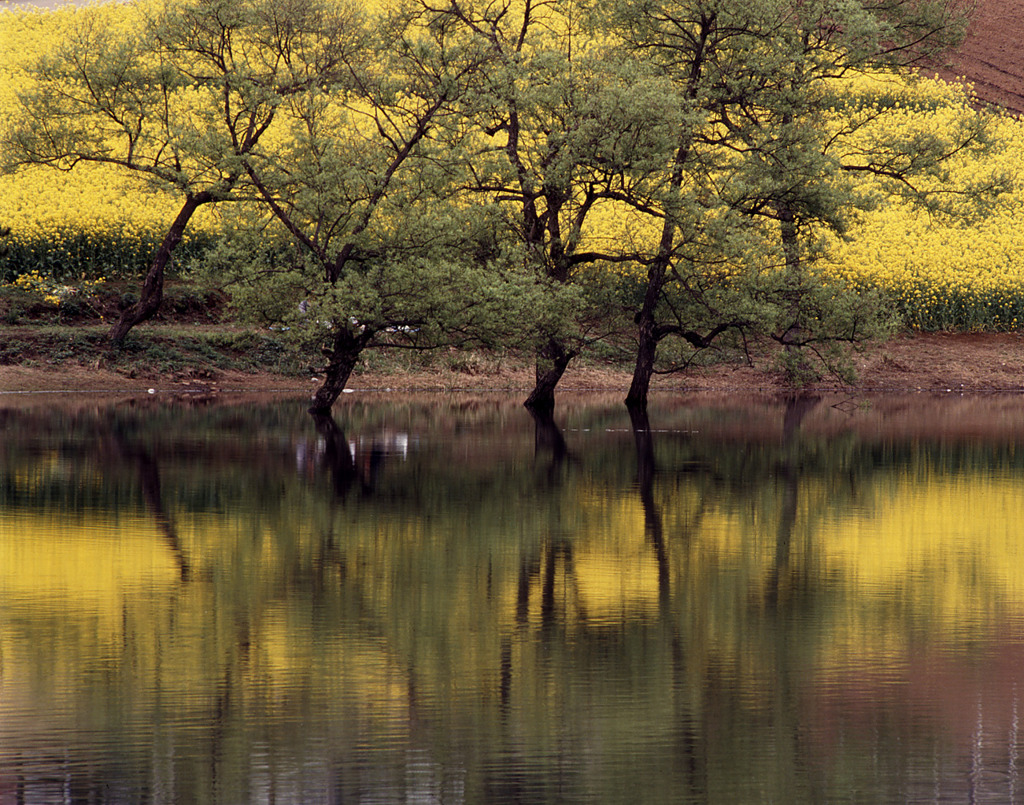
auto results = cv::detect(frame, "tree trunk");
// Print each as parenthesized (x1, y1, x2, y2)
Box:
(626, 312, 658, 412)
(524, 337, 574, 414)
(108, 193, 208, 346)
(308, 328, 371, 415)
(524, 188, 574, 413)
(626, 257, 668, 412)
(774, 198, 813, 376)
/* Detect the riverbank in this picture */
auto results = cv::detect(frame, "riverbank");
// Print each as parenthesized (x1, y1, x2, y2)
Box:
(3, 328, 1024, 397)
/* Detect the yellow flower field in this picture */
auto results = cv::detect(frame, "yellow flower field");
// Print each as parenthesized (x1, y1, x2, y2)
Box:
(0, 1, 223, 283)
(817, 72, 1024, 329)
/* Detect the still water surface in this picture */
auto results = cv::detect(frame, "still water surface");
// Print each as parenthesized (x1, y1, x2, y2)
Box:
(2, 391, 1024, 803)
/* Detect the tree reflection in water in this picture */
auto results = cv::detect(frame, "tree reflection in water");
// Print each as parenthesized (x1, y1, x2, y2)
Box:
(112, 432, 192, 582)
(1, 394, 1024, 801)
(310, 411, 360, 497)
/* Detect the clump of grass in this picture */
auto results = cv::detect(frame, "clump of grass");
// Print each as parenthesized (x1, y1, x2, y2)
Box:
(109, 330, 302, 377)
(0, 325, 304, 379)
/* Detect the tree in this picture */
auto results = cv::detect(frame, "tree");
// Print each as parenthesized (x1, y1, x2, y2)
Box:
(422, 0, 684, 412)
(601, 0, 988, 410)
(3, 0, 360, 345)
(200, 0, 546, 413)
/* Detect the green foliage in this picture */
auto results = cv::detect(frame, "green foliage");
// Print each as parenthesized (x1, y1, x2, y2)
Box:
(197, 216, 563, 364)
(760, 270, 897, 384)
(593, 0, 987, 402)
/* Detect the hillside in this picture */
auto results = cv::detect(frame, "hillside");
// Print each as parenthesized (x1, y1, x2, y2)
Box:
(933, 0, 1024, 115)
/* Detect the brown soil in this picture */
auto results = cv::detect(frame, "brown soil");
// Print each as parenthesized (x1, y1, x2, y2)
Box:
(933, 0, 1024, 114)
(3, 332, 1024, 399)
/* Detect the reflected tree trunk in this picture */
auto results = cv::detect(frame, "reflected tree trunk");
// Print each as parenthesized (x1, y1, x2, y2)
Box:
(529, 407, 568, 462)
(768, 398, 830, 805)
(541, 541, 565, 631)
(782, 394, 820, 441)
(112, 435, 192, 582)
(764, 395, 820, 609)
(500, 555, 541, 720)
(764, 461, 798, 611)
(629, 402, 705, 797)
(528, 405, 571, 488)
(539, 539, 587, 630)
(629, 405, 670, 608)
(311, 412, 360, 497)
(516, 557, 537, 626)
(499, 639, 513, 716)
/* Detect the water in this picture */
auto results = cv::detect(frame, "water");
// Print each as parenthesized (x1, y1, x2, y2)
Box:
(2, 391, 1024, 803)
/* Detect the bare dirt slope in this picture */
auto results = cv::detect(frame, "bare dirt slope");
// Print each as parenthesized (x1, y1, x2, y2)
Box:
(933, 0, 1024, 114)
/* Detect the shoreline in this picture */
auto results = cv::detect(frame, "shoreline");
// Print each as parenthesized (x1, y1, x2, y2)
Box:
(4, 331, 1024, 398)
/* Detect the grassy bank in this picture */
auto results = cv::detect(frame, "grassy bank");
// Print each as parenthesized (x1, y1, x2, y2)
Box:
(0, 321, 636, 395)
(0, 278, 644, 387)
(0, 324, 304, 378)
